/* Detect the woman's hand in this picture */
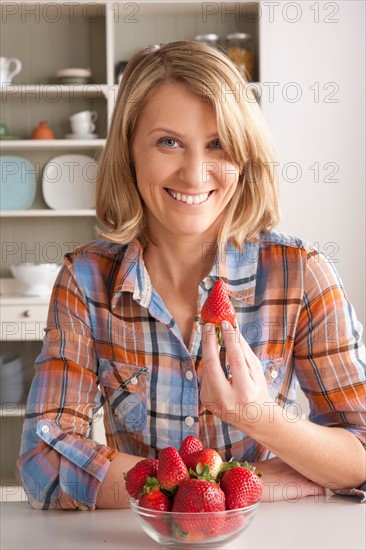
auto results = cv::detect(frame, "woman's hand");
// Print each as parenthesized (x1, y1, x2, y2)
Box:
(251, 457, 326, 502)
(200, 321, 274, 434)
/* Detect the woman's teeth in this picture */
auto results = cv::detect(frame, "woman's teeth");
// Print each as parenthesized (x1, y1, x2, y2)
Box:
(167, 189, 210, 205)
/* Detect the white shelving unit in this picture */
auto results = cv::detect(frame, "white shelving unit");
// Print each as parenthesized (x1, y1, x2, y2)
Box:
(0, 209, 96, 217)
(0, 140, 106, 150)
(0, 0, 261, 499)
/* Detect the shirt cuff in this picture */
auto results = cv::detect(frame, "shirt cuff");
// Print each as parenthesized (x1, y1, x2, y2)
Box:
(36, 419, 118, 509)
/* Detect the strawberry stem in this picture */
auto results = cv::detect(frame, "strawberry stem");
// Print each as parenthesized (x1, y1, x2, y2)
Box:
(216, 326, 223, 346)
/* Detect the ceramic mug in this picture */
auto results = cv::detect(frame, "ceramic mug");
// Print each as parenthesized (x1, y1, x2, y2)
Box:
(0, 57, 22, 84)
(69, 110, 97, 135)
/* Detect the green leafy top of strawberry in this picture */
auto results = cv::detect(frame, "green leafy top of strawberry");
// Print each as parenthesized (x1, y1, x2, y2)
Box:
(200, 279, 236, 345)
(217, 459, 263, 481)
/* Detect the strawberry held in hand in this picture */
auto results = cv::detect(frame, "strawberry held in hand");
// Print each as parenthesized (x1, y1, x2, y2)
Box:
(200, 279, 236, 345)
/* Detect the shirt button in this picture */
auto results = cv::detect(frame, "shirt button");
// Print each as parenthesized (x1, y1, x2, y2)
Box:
(271, 370, 278, 379)
(41, 425, 50, 434)
(204, 278, 213, 290)
(130, 376, 138, 385)
(185, 370, 194, 381)
(185, 416, 194, 427)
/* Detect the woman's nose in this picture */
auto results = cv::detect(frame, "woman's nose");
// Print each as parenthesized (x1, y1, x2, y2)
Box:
(177, 152, 217, 188)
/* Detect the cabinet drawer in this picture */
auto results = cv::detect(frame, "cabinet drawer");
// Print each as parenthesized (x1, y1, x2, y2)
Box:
(1, 305, 49, 341)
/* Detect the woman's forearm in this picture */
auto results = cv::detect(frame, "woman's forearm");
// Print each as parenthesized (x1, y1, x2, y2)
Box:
(96, 452, 142, 509)
(246, 403, 366, 490)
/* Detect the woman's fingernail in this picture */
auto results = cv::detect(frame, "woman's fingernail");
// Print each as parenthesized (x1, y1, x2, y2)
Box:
(205, 323, 215, 333)
(222, 320, 231, 330)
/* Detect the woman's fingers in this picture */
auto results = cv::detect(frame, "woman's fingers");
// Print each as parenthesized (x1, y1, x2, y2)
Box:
(201, 323, 227, 385)
(238, 333, 265, 377)
(221, 321, 253, 386)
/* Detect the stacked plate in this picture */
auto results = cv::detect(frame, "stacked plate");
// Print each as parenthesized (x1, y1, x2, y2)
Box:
(42, 154, 98, 209)
(0, 156, 36, 210)
(55, 67, 92, 85)
(0, 355, 24, 405)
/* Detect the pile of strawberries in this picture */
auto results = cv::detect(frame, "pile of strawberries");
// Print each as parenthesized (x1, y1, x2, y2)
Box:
(124, 436, 263, 541)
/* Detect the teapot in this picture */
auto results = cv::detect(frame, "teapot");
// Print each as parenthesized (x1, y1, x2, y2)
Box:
(0, 57, 22, 84)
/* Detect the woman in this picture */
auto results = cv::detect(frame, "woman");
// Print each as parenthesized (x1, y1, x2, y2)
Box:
(18, 41, 365, 510)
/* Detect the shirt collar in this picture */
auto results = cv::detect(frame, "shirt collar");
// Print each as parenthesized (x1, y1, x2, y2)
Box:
(111, 239, 152, 310)
(112, 239, 259, 309)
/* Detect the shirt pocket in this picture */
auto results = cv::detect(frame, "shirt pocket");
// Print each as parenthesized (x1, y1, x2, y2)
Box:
(98, 358, 150, 432)
(261, 357, 286, 401)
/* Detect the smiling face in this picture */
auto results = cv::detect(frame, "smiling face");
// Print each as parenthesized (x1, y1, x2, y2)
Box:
(131, 83, 240, 244)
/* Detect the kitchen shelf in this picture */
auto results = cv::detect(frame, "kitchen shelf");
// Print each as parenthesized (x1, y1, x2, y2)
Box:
(0, 139, 105, 150)
(0, 209, 96, 218)
(0, 405, 26, 418)
(0, 83, 109, 98)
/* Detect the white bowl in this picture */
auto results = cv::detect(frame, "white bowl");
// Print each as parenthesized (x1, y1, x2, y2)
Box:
(10, 263, 61, 297)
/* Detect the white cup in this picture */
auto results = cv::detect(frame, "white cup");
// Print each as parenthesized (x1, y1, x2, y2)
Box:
(69, 110, 97, 135)
(0, 57, 22, 84)
(70, 119, 96, 134)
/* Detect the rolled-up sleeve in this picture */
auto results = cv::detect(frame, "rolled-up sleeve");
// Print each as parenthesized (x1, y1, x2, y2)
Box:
(293, 249, 366, 498)
(17, 255, 118, 510)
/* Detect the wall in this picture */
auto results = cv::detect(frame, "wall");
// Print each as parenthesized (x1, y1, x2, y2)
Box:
(260, 0, 365, 329)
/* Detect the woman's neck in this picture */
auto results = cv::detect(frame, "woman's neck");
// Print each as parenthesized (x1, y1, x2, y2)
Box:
(143, 235, 217, 291)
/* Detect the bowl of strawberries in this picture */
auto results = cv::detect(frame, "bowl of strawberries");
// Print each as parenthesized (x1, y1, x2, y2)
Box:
(125, 436, 263, 548)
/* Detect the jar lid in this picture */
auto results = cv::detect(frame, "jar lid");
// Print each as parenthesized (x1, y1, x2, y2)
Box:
(194, 33, 219, 42)
(226, 32, 252, 40)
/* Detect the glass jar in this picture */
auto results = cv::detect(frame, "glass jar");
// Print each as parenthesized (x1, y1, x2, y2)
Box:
(193, 33, 220, 50)
(225, 33, 255, 81)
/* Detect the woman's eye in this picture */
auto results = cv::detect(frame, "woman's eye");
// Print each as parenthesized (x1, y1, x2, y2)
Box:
(210, 138, 222, 149)
(158, 138, 179, 148)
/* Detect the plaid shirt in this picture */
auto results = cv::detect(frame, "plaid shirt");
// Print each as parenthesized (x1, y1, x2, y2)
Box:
(18, 231, 366, 509)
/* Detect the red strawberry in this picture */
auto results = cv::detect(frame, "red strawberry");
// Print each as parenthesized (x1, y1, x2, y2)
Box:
(220, 464, 263, 508)
(157, 447, 190, 493)
(138, 479, 172, 512)
(182, 448, 223, 480)
(178, 435, 203, 456)
(200, 279, 236, 345)
(172, 479, 226, 536)
(124, 458, 158, 499)
(138, 477, 172, 537)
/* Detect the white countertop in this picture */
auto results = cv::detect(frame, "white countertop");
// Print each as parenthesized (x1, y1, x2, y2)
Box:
(1, 496, 365, 550)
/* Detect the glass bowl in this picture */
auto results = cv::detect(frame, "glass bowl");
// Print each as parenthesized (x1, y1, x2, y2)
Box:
(129, 497, 260, 548)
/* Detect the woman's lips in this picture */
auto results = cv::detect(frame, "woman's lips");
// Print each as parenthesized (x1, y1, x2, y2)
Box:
(165, 188, 212, 205)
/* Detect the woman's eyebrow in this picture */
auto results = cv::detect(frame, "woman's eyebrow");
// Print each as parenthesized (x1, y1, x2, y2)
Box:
(147, 127, 219, 139)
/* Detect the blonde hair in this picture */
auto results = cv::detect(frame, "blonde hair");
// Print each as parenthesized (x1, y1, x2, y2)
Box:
(96, 40, 280, 248)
